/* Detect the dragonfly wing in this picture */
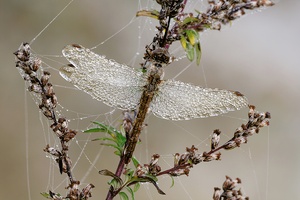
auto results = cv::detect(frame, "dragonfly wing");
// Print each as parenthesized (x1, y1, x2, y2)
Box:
(60, 44, 147, 110)
(151, 80, 248, 120)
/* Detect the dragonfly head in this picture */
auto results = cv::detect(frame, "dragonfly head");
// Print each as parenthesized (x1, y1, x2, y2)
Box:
(150, 47, 171, 66)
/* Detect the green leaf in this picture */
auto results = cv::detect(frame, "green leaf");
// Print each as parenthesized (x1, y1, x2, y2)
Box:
(182, 16, 199, 26)
(84, 127, 104, 133)
(131, 157, 140, 168)
(100, 143, 122, 152)
(126, 175, 165, 195)
(185, 42, 194, 61)
(195, 42, 202, 65)
(114, 150, 122, 156)
(169, 174, 175, 188)
(185, 29, 198, 46)
(85, 122, 113, 135)
(133, 182, 140, 192)
(125, 186, 135, 200)
(109, 178, 118, 188)
(124, 168, 135, 181)
(87, 121, 126, 150)
(40, 192, 50, 198)
(92, 137, 115, 142)
(180, 35, 187, 50)
(99, 169, 123, 185)
(119, 192, 129, 200)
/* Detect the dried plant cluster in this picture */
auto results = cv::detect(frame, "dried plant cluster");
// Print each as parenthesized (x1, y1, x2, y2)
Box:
(213, 176, 249, 200)
(133, 105, 270, 178)
(14, 43, 94, 199)
(14, 0, 274, 199)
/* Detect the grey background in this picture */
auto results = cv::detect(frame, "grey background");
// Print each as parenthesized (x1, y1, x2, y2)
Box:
(1, 0, 299, 199)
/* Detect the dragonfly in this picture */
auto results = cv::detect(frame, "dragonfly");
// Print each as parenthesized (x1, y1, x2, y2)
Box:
(60, 44, 248, 163)
(60, 44, 248, 121)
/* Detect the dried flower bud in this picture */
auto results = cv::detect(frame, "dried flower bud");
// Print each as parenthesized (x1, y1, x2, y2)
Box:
(41, 71, 50, 86)
(44, 144, 61, 157)
(135, 164, 145, 177)
(67, 181, 80, 200)
(28, 84, 42, 93)
(45, 83, 54, 97)
(42, 108, 53, 120)
(32, 58, 41, 71)
(211, 129, 221, 150)
(174, 153, 180, 166)
(80, 183, 95, 199)
(178, 152, 189, 165)
(213, 187, 221, 200)
(63, 130, 77, 142)
(14, 43, 30, 61)
(150, 154, 160, 166)
(51, 94, 58, 108)
(215, 176, 248, 199)
(58, 156, 72, 174)
(202, 151, 221, 162)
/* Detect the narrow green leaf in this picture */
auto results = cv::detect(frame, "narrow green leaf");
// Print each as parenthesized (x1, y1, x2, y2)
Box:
(185, 42, 194, 61)
(185, 29, 198, 46)
(92, 137, 115, 142)
(100, 143, 122, 152)
(195, 42, 202, 65)
(169, 174, 175, 188)
(194, 9, 201, 14)
(182, 16, 199, 26)
(40, 192, 50, 198)
(114, 150, 121, 156)
(115, 132, 126, 147)
(119, 192, 129, 200)
(133, 182, 140, 192)
(151, 181, 166, 195)
(124, 168, 135, 179)
(131, 157, 140, 168)
(99, 169, 123, 185)
(91, 122, 118, 136)
(84, 127, 106, 133)
(126, 176, 165, 195)
(108, 178, 118, 188)
(143, 174, 158, 182)
(180, 35, 187, 50)
(125, 187, 135, 200)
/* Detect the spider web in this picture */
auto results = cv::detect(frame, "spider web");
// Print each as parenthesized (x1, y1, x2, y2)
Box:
(18, 0, 272, 199)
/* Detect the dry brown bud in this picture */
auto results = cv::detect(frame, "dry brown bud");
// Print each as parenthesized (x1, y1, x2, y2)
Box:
(211, 129, 221, 150)
(32, 58, 41, 71)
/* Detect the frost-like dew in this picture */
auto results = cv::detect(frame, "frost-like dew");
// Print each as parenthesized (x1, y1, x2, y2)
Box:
(60, 44, 147, 110)
(60, 44, 248, 121)
(152, 80, 248, 120)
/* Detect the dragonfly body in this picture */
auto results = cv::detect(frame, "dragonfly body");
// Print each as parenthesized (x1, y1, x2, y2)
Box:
(126, 70, 161, 163)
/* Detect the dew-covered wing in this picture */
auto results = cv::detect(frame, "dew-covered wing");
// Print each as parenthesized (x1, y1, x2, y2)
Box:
(60, 44, 147, 110)
(151, 80, 248, 120)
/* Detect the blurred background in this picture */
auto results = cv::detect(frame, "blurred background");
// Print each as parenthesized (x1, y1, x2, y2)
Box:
(1, 0, 299, 199)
